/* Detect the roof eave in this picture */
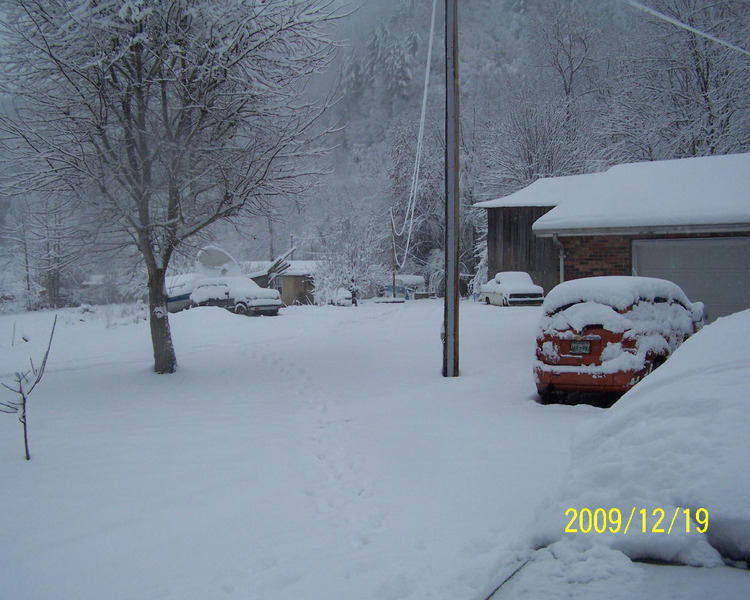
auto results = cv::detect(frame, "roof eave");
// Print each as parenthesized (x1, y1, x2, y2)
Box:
(533, 222, 750, 238)
(476, 202, 557, 209)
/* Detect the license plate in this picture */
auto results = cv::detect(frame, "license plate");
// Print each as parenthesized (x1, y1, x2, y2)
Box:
(570, 340, 591, 354)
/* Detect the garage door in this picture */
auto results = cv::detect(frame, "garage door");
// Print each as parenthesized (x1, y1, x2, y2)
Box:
(632, 237, 750, 322)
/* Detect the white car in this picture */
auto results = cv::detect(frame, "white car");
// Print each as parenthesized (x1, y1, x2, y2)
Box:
(332, 288, 353, 306)
(480, 271, 544, 306)
(190, 276, 282, 316)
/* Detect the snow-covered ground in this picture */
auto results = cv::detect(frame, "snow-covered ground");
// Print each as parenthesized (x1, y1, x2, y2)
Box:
(1, 300, 748, 599)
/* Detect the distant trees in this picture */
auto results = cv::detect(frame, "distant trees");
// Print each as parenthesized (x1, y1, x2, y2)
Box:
(323, 0, 750, 295)
(0, 0, 342, 373)
(2, 193, 87, 309)
(313, 204, 390, 304)
(338, 12, 426, 147)
(309, 148, 391, 303)
(1, 0, 747, 315)
(478, 96, 598, 195)
(531, 0, 600, 103)
(606, 0, 750, 160)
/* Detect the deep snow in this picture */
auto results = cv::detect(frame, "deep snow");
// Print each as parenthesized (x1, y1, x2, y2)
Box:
(1, 300, 748, 599)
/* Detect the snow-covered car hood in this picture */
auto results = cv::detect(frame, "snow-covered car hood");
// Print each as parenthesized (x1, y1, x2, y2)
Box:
(480, 271, 544, 295)
(530, 308, 750, 567)
(190, 276, 281, 305)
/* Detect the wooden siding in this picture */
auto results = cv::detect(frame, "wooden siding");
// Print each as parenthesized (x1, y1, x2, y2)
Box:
(277, 275, 315, 306)
(487, 206, 559, 292)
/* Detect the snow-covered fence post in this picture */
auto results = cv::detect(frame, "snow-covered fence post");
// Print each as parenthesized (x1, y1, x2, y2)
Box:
(1, 315, 57, 460)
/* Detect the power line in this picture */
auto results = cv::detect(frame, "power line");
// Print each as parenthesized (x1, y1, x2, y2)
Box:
(391, 0, 439, 270)
(625, 0, 750, 58)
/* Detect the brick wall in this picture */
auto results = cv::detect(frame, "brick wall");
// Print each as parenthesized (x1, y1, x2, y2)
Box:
(559, 232, 750, 282)
(561, 236, 632, 280)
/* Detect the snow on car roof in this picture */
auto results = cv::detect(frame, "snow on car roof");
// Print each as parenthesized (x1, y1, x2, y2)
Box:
(495, 271, 536, 284)
(195, 275, 261, 289)
(395, 274, 425, 286)
(543, 276, 695, 314)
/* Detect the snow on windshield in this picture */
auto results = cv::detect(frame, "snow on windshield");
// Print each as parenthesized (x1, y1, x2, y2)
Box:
(542, 301, 632, 334)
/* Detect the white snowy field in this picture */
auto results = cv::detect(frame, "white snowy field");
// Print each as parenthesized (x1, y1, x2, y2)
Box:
(1, 300, 748, 600)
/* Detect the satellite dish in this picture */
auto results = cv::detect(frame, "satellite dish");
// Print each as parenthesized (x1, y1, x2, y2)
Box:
(195, 245, 241, 276)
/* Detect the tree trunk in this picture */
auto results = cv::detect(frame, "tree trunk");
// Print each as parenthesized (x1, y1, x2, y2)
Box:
(21, 221, 34, 311)
(147, 268, 177, 374)
(21, 408, 30, 461)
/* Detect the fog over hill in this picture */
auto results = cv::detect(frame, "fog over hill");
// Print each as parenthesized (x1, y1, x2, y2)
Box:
(1, 0, 748, 309)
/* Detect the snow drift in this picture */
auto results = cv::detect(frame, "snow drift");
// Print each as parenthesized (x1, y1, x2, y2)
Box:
(529, 308, 750, 566)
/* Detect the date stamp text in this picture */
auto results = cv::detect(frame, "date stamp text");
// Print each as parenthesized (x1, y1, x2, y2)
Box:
(565, 507, 709, 535)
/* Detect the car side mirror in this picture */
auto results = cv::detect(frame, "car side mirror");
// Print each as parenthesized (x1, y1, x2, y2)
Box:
(690, 302, 706, 328)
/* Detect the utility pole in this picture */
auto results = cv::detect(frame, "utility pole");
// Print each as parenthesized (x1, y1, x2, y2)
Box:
(267, 216, 275, 261)
(391, 215, 397, 299)
(443, 0, 460, 377)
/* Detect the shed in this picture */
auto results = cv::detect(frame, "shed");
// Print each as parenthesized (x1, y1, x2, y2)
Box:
(475, 173, 601, 293)
(248, 260, 317, 306)
(531, 153, 750, 321)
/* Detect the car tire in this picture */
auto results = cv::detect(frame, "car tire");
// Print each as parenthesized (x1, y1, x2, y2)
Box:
(484, 297, 491, 305)
(538, 389, 563, 405)
(648, 355, 667, 374)
(234, 303, 248, 315)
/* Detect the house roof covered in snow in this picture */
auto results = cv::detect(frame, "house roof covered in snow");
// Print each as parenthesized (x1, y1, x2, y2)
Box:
(531, 153, 750, 237)
(281, 261, 318, 277)
(245, 260, 318, 278)
(474, 172, 603, 209)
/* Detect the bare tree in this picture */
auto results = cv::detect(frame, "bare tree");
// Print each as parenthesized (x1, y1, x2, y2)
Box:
(1, 315, 56, 461)
(0, 0, 343, 373)
(530, 0, 600, 102)
(3, 194, 87, 308)
(479, 94, 600, 197)
(606, 0, 750, 160)
(312, 190, 390, 303)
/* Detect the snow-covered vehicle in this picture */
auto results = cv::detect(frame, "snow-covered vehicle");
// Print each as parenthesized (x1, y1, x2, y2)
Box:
(190, 276, 282, 316)
(480, 271, 544, 306)
(165, 273, 204, 313)
(166, 246, 246, 313)
(533, 276, 704, 400)
(332, 288, 353, 306)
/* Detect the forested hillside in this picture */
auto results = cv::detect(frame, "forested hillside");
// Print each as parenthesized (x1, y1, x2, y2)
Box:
(308, 0, 750, 296)
(1, 0, 748, 309)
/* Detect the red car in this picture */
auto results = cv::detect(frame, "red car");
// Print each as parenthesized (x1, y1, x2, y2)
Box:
(533, 276, 704, 401)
